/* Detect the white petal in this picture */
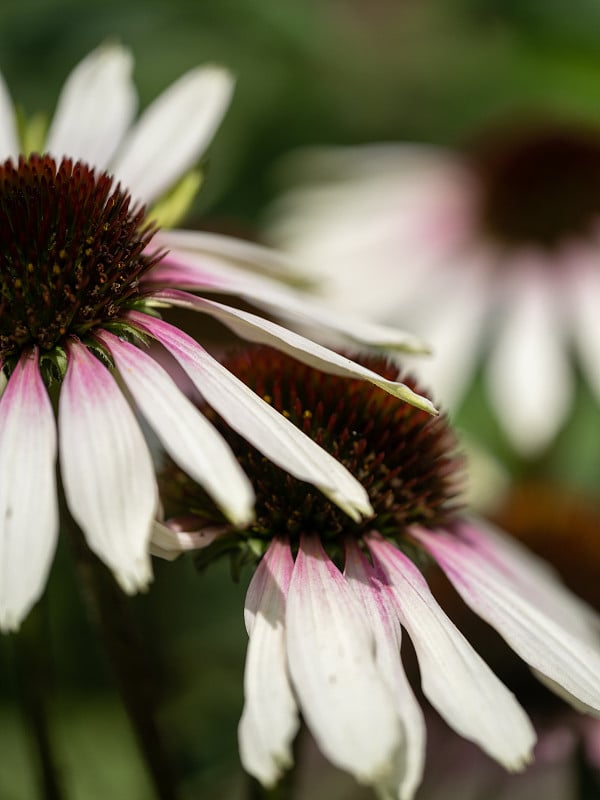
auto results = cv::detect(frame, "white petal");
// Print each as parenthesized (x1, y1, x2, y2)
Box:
(239, 537, 299, 787)
(568, 253, 600, 400)
(412, 524, 600, 715)
(155, 228, 307, 280)
(396, 252, 493, 409)
(344, 539, 425, 800)
(97, 330, 254, 527)
(111, 66, 234, 204)
(149, 520, 222, 561)
(154, 289, 437, 414)
(127, 311, 373, 520)
(145, 241, 431, 353)
(45, 44, 136, 170)
(286, 535, 401, 785)
(59, 340, 156, 591)
(0, 351, 58, 631)
(367, 533, 536, 770)
(456, 518, 600, 642)
(486, 262, 572, 454)
(0, 70, 19, 160)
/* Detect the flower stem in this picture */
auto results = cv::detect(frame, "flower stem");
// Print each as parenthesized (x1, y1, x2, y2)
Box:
(67, 526, 180, 800)
(14, 601, 66, 800)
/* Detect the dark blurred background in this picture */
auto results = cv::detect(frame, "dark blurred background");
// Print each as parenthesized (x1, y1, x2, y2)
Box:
(2, 1, 600, 798)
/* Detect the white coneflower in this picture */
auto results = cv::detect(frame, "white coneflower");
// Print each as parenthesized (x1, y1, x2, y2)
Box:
(157, 348, 600, 799)
(266, 127, 600, 454)
(0, 47, 433, 631)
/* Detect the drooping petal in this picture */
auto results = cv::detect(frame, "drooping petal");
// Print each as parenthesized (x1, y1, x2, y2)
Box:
(0, 71, 19, 161)
(286, 535, 401, 786)
(96, 330, 254, 527)
(145, 243, 430, 353)
(45, 44, 137, 170)
(153, 289, 437, 414)
(455, 518, 599, 642)
(412, 524, 600, 715)
(485, 261, 571, 454)
(239, 537, 299, 787)
(149, 520, 223, 561)
(110, 66, 234, 204)
(127, 312, 373, 521)
(344, 539, 426, 800)
(0, 350, 58, 631)
(367, 533, 536, 770)
(59, 339, 156, 591)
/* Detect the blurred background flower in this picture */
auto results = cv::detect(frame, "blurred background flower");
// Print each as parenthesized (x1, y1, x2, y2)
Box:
(2, 1, 600, 798)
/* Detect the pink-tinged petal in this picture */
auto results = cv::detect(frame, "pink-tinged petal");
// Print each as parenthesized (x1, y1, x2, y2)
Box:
(155, 228, 305, 280)
(46, 44, 136, 170)
(0, 71, 18, 160)
(485, 261, 571, 454)
(110, 66, 234, 204)
(145, 244, 430, 354)
(286, 535, 401, 786)
(367, 533, 536, 770)
(154, 289, 437, 414)
(97, 330, 254, 527)
(345, 539, 425, 800)
(412, 524, 600, 715)
(239, 537, 299, 787)
(0, 351, 58, 631)
(58, 340, 156, 592)
(127, 312, 373, 521)
(456, 518, 599, 643)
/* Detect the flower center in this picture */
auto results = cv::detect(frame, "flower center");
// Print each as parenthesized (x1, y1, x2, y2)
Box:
(0, 155, 160, 364)
(473, 123, 600, 249)
(159, 349, 463, 556)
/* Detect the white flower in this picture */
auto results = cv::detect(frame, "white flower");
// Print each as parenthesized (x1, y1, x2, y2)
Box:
(265, 133, 600, 454)
(156, 349, 600, 799)
(0, 46, 433, 631)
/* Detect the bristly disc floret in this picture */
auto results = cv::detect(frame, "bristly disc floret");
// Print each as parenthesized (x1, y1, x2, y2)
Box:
(0, 154, 161, 365)
(159, 348, 464, 557)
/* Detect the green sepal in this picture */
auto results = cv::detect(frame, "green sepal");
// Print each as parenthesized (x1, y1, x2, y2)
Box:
(147, 169, 204, 229)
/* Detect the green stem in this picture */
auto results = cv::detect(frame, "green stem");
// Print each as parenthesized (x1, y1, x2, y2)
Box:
(14, 602, 66, 800)
(67, 525, 181, 800)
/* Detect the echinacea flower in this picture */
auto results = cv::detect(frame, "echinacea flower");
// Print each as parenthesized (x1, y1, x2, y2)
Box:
(0, 46, 435, 631)
(265, 127, 600, 454)
(157, 348, 600, 799)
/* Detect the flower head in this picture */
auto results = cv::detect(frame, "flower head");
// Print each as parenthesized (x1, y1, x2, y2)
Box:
(158, 348, 600, 799)
(265, 126, 600, 454)
(0, 46, 434, 631)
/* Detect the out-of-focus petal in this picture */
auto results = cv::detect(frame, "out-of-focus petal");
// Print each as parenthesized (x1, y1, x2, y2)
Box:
(286, 535, 401, 786)
(127, 311, 373, 521)
(46, 44, 136, 170)
(59, 340, 156, 591)
(345, 539, 425, 800)
(486, 260, 571, 454)
(145, 243, 431, 353)
(239, 537, 299, 787)
(0, 350, 57, 631)
(154, 289, 437, 414)
(568, 251, 600, 400)
(110, 66, 234, 204)
(97, 330, 254, 527)
(412, 525, 600, 715)
(367, 533, 536, 771)
(0, 71, 19, 161)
